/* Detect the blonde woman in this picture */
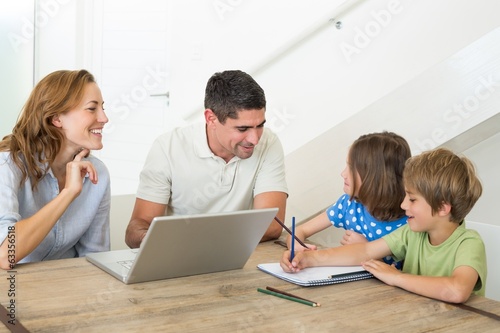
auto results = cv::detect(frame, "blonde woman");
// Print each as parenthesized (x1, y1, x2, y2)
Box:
(0, 69, 110, 269)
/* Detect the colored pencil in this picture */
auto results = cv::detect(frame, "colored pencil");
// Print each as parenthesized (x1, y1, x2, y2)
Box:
(257, 288, 319, 307)
(273, 216, 309, 249)
(290, 217, 295, 261)
(273, 240, 288, 248)
(266, 286, 321, 306)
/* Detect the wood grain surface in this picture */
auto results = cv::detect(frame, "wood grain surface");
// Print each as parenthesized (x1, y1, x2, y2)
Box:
(1, 241, 499, 332)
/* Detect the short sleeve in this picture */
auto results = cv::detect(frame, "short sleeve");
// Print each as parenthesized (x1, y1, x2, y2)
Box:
(136, 136, 173, 204)
(382, 224, 410, 262)
(454, 233, 487, 294)
(253, 130, 288, 196)
(326, 194, 349, 228)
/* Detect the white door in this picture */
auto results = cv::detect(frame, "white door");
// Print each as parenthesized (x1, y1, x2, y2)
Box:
(90, 0, 180, 195)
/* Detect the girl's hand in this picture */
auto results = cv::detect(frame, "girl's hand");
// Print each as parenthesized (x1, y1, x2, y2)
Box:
(294, 241, 318, 252)
(286, 234, 317, 251)
(341, 230, 368, 245)
(279, 249, 310, 273)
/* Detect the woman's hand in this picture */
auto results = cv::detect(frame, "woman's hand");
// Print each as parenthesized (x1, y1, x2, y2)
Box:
(64, 149, 97, 197)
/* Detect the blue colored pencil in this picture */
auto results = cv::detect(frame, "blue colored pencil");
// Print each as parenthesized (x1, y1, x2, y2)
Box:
(290, 216, 295, 262)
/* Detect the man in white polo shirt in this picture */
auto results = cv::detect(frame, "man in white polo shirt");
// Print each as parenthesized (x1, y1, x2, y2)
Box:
(125, 70, 288, 248)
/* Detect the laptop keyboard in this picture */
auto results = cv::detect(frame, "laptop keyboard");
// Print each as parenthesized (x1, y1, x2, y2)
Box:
(118, 260, 134, 270)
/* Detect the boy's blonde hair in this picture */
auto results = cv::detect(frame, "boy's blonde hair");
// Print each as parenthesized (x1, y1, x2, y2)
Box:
(403, 148, 482, 223)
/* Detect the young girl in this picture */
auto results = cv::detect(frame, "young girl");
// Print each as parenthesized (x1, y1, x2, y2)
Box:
(0, 69, 110, 269)
(287, 132, 411, 267)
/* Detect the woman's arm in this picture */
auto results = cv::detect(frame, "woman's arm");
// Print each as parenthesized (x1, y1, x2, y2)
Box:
(0, 150, 96, 269)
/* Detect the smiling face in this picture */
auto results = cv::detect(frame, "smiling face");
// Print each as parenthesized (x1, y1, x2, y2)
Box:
(52, 82, 108, 152)
(205, 108, 265, 162)
(400, 188, 437, 233)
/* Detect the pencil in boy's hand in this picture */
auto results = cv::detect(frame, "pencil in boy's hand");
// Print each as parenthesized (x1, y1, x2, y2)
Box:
(266, 286, 321, 306)
(257, 288, 319, 307)
(273, 216, 309, 249)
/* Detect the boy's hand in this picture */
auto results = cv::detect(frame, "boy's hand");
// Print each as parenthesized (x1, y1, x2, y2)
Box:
(361, 259, 402, 285)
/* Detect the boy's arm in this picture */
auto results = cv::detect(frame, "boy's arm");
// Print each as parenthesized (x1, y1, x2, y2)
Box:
(280, 238, 391, 272)
(365, 261, 478, 303)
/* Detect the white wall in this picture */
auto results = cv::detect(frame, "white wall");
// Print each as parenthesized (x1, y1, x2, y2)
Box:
(285, 26, 500, 225)
(462, 132, 500, 224)
(0, 0, 35, 138)
(151, 0, 500, 156)
(26, 0, 500, 196)
(462, 134, 500, 301)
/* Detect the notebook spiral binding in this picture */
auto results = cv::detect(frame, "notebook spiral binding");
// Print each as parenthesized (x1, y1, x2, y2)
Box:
(309, 271, 374, 286)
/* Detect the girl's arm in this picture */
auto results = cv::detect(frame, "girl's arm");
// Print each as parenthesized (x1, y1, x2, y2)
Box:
(286, 211, 332, 251)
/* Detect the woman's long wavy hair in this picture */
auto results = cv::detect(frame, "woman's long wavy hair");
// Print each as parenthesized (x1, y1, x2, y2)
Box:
(0, 69, 96, 190)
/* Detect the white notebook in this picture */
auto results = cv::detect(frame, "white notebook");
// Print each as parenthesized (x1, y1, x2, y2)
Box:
(257, 263, 373, 286)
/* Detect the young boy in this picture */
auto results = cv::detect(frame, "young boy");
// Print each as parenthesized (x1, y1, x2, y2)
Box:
(280, 148, 486, 304)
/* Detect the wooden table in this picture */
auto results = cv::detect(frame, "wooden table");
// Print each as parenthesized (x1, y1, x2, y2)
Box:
(1, 241, 499, 332)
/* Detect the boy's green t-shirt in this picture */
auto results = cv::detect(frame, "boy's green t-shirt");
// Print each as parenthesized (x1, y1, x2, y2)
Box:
(383, 221, 487, 296)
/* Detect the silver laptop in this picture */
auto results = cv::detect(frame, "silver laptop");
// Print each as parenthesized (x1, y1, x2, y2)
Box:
(86, 208, 278, 284)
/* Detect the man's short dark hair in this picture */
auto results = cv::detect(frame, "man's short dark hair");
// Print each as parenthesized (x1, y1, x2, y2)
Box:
(204, 70, 266, 123)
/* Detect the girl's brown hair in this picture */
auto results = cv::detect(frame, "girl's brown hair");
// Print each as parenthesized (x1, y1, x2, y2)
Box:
(0, 69, 96, 190)
(349, 132, 411, 221)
